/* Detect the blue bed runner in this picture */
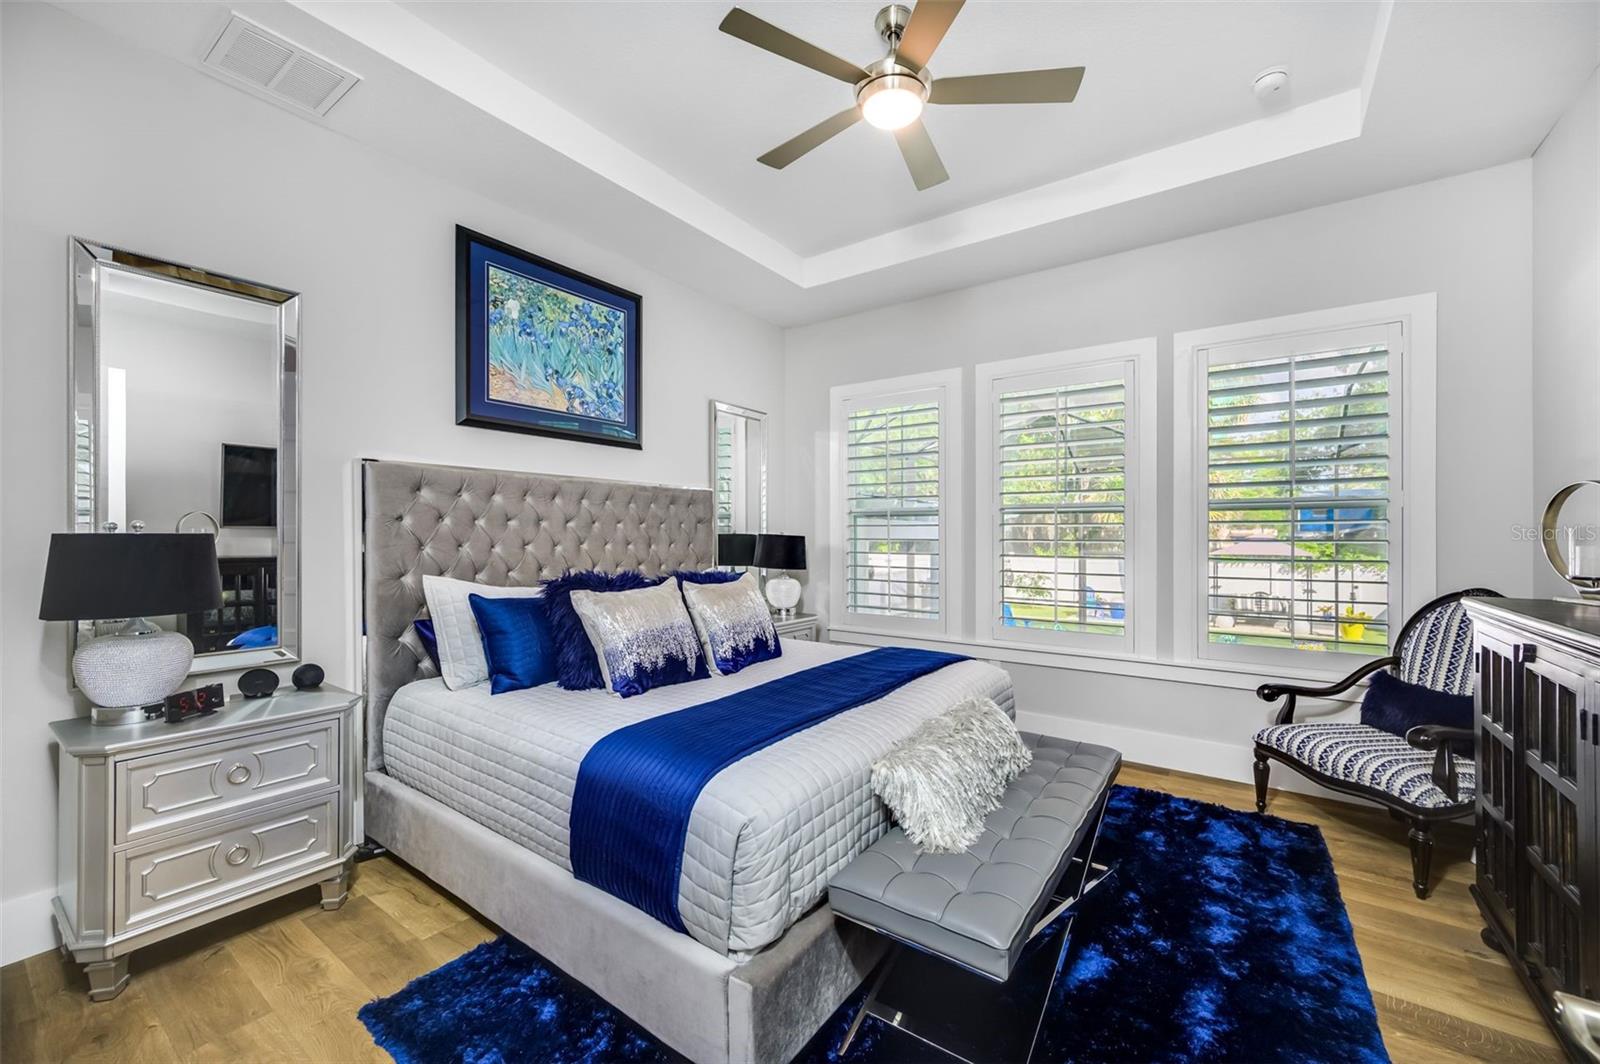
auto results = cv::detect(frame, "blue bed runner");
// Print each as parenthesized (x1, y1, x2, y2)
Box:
(569, 646, 967, 931)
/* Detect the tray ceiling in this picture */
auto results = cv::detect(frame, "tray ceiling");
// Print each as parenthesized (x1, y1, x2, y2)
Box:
(49, 1, 1600, 323)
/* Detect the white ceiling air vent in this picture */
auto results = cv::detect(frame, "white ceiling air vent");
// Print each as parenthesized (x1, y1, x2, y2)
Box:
(202, 14, 359, 117)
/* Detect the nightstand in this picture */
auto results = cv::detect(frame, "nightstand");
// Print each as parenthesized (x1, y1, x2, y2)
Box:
(773, 613, 821, 642)
(49, 685, 360, 1001)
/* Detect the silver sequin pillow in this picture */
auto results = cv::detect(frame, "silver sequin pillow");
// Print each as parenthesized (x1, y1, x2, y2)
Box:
(569, 580, 709, 697)
(680, 572, 781, 676)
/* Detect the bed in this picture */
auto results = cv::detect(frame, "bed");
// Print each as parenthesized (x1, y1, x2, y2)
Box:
(360, 459, 1014, 1062)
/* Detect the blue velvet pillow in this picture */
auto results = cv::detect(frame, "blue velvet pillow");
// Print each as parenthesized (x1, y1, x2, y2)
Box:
(414, 619, 440, 671)
(674, 569, 744, 586)
(540, 570, 665, 690)
(468, 594, 557, 695)
(1360, 668, 1474, 740)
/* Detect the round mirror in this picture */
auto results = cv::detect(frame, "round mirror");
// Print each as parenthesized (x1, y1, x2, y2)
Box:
(1541, 481, 1600, 597)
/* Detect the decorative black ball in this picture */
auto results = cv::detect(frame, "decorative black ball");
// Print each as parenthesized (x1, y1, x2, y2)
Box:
(292, 663, 325, 690)
(238, 668, 280, 699)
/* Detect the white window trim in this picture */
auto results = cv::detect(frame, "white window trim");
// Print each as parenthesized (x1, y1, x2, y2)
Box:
(973, 339, 1158, 657)
(1171, 295, 1437, 669)
(828, 368, 965, 638)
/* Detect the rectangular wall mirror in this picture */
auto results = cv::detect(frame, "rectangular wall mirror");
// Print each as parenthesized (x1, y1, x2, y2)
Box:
(69, 238, 300, 673)
(710, 400, 767, 549)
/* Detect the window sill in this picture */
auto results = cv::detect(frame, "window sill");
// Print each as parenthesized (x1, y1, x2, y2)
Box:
(825, 625, 1369, 700)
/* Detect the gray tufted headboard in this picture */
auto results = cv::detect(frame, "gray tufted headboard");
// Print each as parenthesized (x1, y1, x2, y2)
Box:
(361, 459, 713, 771)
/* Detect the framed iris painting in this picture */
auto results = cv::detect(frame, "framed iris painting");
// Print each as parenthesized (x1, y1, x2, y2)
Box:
(456, 226, 642, 448)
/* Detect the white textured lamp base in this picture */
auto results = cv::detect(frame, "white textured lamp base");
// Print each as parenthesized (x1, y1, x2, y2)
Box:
(765, 574, 802, 620)
(73, 630, 194, 725)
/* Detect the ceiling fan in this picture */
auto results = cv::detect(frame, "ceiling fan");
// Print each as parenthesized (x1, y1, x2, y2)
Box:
(718, 0, 1085, 191)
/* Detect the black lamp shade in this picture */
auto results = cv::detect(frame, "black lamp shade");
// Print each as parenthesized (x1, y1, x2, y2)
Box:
(717, 533, 757, 567)
(753, 533, 806, 572)
(39, 533, 223, 621)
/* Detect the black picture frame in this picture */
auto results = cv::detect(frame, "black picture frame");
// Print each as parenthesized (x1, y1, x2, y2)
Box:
(455, 225, 643, 449)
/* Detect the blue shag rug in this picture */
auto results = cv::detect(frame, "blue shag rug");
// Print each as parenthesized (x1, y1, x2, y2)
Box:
(359, 786, 1387, 1063)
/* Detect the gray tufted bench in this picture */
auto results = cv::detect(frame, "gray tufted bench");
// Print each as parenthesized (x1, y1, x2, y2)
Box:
(828, 734, 1121, 1061)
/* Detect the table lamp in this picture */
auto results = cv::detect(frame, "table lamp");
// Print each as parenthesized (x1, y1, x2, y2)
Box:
(717, 532, 756, 570)
(753, 533, 807, 619)
(39, 532, 223, 725)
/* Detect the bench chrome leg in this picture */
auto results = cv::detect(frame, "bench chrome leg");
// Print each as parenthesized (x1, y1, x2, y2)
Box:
(837, 946, 899, 1058)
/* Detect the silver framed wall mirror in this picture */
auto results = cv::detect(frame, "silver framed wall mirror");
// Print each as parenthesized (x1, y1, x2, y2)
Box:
(68, 237, 301, 674)
(710, 400, 768, 550)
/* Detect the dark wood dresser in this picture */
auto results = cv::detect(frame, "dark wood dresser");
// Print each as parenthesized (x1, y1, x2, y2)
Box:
(1463, 598, 1600, 1056)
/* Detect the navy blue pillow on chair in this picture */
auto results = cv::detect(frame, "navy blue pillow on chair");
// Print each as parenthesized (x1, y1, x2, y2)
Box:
(540, 570, 665, 690)
(414, 619, 440, 671)
(1360, 668, 1474, 739)
(468, 594, 557, 695)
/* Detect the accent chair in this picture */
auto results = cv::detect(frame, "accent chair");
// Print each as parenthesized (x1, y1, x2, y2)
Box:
(1252, 588, 1503, 898)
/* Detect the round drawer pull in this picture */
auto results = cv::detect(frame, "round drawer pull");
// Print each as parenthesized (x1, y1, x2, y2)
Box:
(226, 763, 251, 786)
(225, 845, 250, 867)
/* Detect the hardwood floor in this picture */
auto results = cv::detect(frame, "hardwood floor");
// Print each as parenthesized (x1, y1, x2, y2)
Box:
(0, 766, 1562, 1063)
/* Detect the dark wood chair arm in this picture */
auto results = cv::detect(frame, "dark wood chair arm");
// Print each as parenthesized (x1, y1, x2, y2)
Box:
(1406, 725, 1475, 804)
(1404, 725, 1475, 751)
(1255, 656, 1398, 725)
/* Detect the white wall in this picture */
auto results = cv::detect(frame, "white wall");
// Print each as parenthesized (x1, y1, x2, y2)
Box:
(785, 160, 1537, 787)
(1531, 68, 1600, 597)
(0, 3, 785, 962)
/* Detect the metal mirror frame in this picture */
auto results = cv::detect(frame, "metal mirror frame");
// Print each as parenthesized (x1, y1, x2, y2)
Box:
(68, 237, 302, 674)
(709, 400, 768, 557)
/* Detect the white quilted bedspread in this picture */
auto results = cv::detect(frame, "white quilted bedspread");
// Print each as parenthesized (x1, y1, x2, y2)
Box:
(381, 640, 1013, 955)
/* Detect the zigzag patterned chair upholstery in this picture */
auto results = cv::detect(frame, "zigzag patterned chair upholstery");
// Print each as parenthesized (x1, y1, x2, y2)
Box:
(1252, 589, 1501, 898)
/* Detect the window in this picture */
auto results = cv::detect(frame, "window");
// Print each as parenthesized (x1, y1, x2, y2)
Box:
(976, 341, 1156, 654)
(830, 370, 963, 634)
(1175, 297, 1434, 669)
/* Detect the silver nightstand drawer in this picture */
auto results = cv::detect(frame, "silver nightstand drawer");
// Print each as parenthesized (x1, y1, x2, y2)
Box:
(114, 793, 339, 935)
(115, 719, 339, 845)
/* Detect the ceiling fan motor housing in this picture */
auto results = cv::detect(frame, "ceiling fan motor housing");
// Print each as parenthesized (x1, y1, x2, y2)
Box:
(875, 5, 914, 45)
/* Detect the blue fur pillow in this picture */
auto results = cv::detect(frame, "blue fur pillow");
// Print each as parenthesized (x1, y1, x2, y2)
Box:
(674, 568, 745, 586)
(1360, 668, 1474, 739)
(541, 570, 664, 690)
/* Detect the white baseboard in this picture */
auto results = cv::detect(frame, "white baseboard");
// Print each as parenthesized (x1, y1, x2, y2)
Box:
(2, 887, 59, 966)
(1014, 709, 1364, 807)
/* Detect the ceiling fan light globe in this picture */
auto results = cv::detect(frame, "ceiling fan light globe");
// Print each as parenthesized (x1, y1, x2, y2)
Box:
(859, 79, 925, 130)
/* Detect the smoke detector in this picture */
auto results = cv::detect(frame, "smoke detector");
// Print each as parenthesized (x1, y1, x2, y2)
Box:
(202, 14, 359, 117)
(1253, 66, 1290, 105)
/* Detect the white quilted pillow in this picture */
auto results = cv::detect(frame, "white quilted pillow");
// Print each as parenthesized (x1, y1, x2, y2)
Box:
(421, 575, 544, 690)
(870, 697, 1032, 855)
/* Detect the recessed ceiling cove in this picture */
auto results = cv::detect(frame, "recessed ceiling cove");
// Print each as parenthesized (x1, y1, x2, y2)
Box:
(396, 0, 1379, 255)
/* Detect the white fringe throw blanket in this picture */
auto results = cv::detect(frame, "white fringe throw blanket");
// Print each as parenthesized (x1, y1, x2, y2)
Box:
(870, 697, 1033, 854)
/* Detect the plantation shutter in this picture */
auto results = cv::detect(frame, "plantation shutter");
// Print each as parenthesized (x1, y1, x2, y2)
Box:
(1204, 327, 1395, 655)
(994, 369, 1128, 639)
(714, 422, 734, 534)
(844, 394, 943, 619)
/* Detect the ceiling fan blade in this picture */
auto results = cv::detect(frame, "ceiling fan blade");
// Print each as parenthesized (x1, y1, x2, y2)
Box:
(719, 8, 867, 84)
(893, 119, 949, 191)
(896, 0, 965, 71)
(929, 67, 1086, 105)
(757, 108, 862, 169)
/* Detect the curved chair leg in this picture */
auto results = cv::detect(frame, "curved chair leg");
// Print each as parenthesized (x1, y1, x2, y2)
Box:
(1252, 754, 1269, 814)
(1408, 820, 1434, 899)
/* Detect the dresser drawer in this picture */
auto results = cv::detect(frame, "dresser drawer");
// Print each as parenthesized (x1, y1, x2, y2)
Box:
(115, 719, 339, 844)
(113, 793, 339, 935)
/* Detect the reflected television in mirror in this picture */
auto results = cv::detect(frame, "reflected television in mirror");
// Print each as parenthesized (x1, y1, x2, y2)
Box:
(221, 444, 277, 528)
